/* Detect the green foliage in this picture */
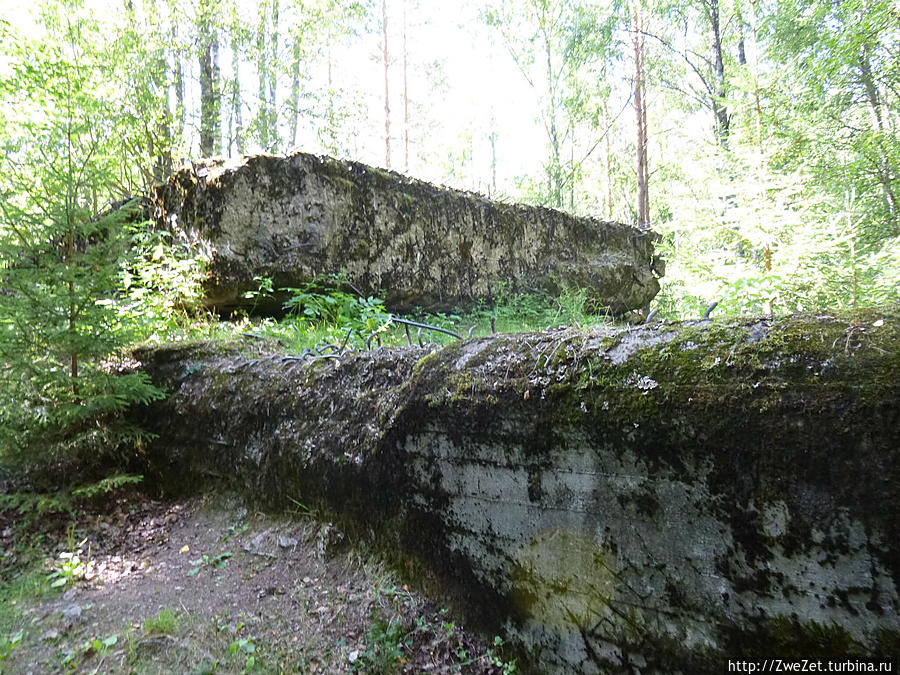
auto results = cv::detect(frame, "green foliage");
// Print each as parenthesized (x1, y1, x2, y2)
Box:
(70, 473, 143, 500)
(46, 526, 90, 588)
(60, 633, 119, 667)
(0, 629, 24, 663)
(654, 143, 900, 319)
(187, 552, 233, 577)
(230, 638, 255, 655)
(0, 8, 165, 477)
(763, 0, 899, 235)
(238, 282, 614, 356)
(0, 204, 165, 473)
(282, 276, 392, 336)
(122, 226, 211, 341)
(486, 636, 517, 674)
(468, 284, 611, 333)
(352, 613, 411, 675)
(0, 474, 142, 533)
(0, 491, 74, 519)
(143, 608, 179, 635)
(351, 609, 517, 674)
(47, 549, 88, 589)
(240, 275, 395, 351)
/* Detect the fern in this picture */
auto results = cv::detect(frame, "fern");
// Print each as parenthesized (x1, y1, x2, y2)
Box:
(70, 474, 143, 500)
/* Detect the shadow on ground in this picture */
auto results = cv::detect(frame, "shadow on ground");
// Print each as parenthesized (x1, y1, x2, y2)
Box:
(0, 492, 515, 674)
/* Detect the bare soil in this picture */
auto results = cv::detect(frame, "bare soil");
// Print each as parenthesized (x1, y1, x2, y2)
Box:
(0, 492, 514, 674)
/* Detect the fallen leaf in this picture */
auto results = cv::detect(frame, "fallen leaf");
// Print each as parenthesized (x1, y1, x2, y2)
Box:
(179, 545, 190, 554)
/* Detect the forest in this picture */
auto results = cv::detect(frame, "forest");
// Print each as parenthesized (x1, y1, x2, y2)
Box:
(2, 0, 898, 463)
(0, 0, 899, 672)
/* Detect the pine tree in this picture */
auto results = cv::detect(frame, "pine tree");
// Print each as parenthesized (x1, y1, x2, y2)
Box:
(0, 3, 162, 475)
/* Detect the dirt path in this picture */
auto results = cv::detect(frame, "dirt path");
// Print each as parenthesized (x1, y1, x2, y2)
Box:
(0, 493, 515, 674)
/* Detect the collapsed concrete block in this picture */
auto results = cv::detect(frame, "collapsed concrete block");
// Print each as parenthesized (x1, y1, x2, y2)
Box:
(135, 309, 900, 673)
(151, 152, 663, 314)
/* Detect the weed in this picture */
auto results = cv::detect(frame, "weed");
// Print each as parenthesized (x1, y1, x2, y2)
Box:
(0, 557, 47, 657)
(229, 637, 253, 654)
(191, 660, 219, 675)
(187, 552, 233, 577)
(0, 491, 74, 522)
(0, 628, 24, 662)
(219, 618, 263, 672)
(143, 608, 179, 635)
(70, 474, 143, 500)
(280, 273, 392, 345)
(59, 633, 119, 669)
(47, 526, 90, 588)
(352, 613, 412, 674)
(241, 276, 275, 308)
(485, 636, 517, 674)
(221, 522, 249, 543)
(238, 284, 617, 355)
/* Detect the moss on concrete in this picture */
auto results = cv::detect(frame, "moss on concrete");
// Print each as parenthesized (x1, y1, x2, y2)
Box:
(133, 308, 900, 674)
(150, 151, 662, 316)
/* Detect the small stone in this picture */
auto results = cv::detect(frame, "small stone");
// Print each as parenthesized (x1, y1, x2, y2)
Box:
(348, 649, 360, 663)
(249, 530, 271, 550)
(277, 536, 298, 549)
(316, 523, 345, 558)
(61, 604, 83, 624)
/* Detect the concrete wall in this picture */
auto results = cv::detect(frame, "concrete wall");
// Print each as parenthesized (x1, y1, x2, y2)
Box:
(134, 310, 900, 673)
(151, 152, 663, 314)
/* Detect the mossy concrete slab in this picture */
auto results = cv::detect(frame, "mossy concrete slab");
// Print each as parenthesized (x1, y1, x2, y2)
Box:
(151, 152, 663, 315)
(133, 309, 900, 673)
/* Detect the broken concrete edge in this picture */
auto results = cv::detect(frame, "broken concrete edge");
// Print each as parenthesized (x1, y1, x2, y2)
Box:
(149, 151, 663, 317)
(129, 308, 900, 673)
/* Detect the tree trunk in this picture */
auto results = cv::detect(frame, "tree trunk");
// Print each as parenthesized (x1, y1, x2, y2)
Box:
(325, 42, 336, 151)
(603, 98, 613, 220)
(232, 38, 244, 155)
(704, 0, 729, 147)
(569, 128, 575, 211)
(736, 9, 747, 66)
(153, 70, 172, 180)
(489, 126, 497, 198)
(198, 0, 220, 158)
(256, 7, 269, 149)
(749, 0, 763, 145)
(64, 120, 79, 399)
(631, 0, 650, 229)
(289, 37, 301, 148)
(858, 46, 898, 223)
(403, 0, 409, 172)
(67, 231, 78, 399)
(172, 21, 185, 151)
(383, 0, 391, 169)
(544, 26, 562, 208)
(268, 0, 279, 150)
